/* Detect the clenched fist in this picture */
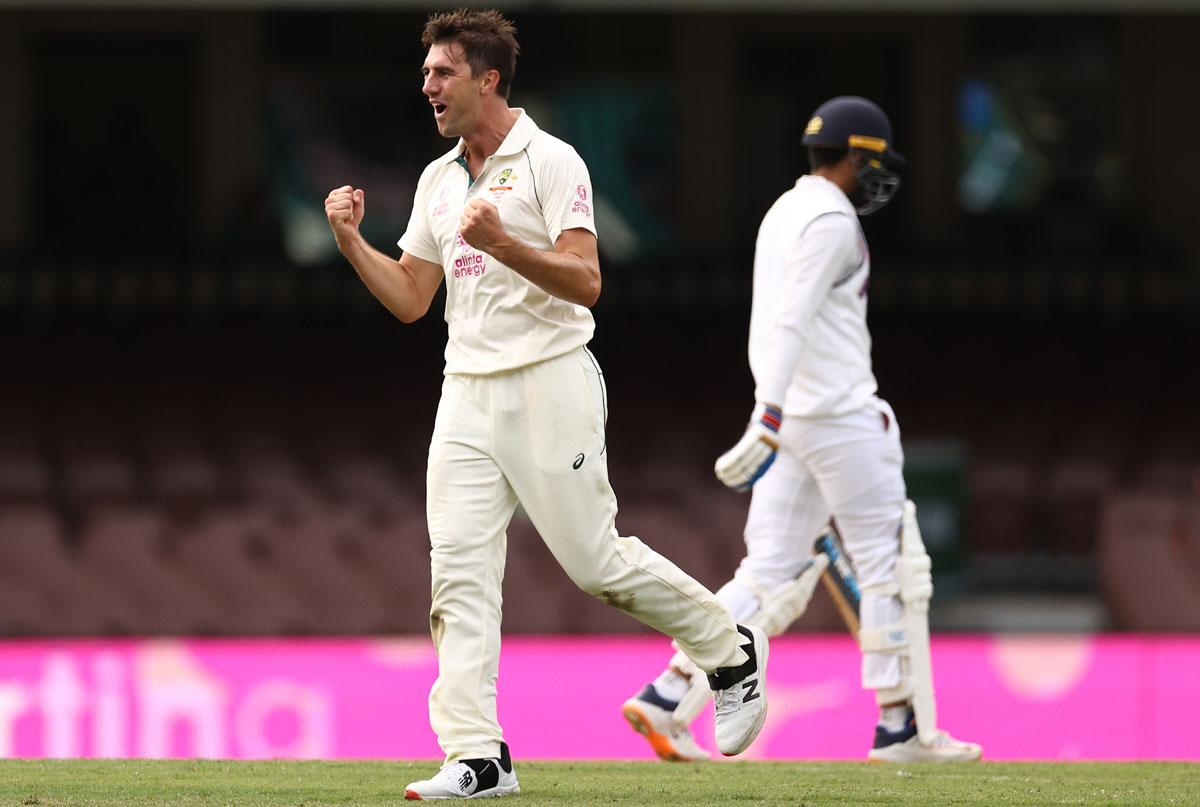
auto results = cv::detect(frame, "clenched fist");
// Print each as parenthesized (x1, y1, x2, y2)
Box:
(459, 198, 510, 255)
(325, 185, 365, 243)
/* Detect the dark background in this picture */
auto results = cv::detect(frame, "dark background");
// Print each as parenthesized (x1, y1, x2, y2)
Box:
(1, 2, 1198, 637)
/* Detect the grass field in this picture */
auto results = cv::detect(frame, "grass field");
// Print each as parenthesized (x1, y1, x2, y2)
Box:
(2, 760, 1197, 807)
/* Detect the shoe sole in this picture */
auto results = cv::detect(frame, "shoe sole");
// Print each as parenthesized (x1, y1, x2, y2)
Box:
(719, 627, 769, 757)
(621, 703, 695, 762)
(404, 784, 521, 800)
(867, 746, 983, 763)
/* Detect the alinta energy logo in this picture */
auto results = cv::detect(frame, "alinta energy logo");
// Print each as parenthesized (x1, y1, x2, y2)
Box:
(433, 186, 451, 218)
(453, 231, 487, 279)
(571, 184, 591, 217)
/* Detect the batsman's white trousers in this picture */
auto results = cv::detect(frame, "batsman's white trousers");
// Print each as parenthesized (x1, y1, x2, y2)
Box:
(426, 346, 746, 762)
(719, 397, 905, 695)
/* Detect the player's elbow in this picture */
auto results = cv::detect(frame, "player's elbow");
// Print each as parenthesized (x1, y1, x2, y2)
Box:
(387, 297, 431, 324)
(394, 309, 425, 324)
(574, 266, 601, 308)
(580, 274, 601, 308)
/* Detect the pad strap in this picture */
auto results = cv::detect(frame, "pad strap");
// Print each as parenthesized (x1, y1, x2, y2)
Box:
(858, 622, 909, 654)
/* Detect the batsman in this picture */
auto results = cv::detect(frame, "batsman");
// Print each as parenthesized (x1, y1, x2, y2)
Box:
(622, 96, 982, 763)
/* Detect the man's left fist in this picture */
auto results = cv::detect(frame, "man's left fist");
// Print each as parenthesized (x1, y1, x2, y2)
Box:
(459, 199, 507, 254)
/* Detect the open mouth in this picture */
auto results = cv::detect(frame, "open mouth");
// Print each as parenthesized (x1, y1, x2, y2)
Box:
(432, 102, 447, 117)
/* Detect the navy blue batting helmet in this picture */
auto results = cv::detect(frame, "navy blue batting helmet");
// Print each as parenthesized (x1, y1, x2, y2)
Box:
(801, 96, 904, 215)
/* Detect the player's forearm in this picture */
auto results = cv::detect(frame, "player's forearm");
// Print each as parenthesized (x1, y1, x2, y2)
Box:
(755, 322, 807, 407)
(490, 239, 601, 307)
(337, 231, 432, 323)
(752, 219, 850, 404)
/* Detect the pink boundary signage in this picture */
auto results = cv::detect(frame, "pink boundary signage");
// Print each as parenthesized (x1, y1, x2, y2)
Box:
(0, 634, 1195, 760)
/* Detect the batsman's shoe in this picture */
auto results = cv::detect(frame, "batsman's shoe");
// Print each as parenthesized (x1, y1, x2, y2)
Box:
(707, 624, 769, 756)
(621, 684, 711, 762)
(404, 742, 520, 800)
(868, 715, 982, 763)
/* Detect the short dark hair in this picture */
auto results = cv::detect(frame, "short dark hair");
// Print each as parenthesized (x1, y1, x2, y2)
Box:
(421, 8, 520, 99)
(807, 146, 848, 173)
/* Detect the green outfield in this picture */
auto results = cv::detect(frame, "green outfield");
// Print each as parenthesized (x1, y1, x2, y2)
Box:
(2, 759, 1196, 807)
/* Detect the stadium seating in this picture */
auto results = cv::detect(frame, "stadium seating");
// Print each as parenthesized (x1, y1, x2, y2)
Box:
(0, 505, 143, 634)
(1, 270, 1197, 635)
(1098, 492, 1200, 631)
(77, 502, 226, 634)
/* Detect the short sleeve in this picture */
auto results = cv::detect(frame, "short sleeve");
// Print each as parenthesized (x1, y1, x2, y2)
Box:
(537, 145, 598, 244)
(397, 164, 442, 264)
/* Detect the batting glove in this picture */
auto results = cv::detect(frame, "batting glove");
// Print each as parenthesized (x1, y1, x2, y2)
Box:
(714, 403, 782, 491)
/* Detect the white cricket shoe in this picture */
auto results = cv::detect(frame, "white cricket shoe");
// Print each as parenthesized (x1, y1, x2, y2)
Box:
(621, 685, 711, 762)
(404, 742, 520, 800)
(868, 716, 982, 762)
(707, 624, 769, 756)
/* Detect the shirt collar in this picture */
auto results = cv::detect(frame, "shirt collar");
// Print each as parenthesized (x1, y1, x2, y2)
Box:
(438, 108, 539, 165)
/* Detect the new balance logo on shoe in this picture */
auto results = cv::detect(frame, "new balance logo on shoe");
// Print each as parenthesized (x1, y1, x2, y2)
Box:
(710, 624, 769, 756)
(404, 743, 520, 800)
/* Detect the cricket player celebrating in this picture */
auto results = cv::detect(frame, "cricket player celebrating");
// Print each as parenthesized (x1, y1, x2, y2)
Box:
(324, 8, 769, 799)
(621, 96, 981, 763)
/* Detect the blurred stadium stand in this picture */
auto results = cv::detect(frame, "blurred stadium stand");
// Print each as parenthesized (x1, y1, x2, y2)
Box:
(1, 5, 1199, 636)
(1099, 493, 1200, 632)
(1, 293, 1198, 635)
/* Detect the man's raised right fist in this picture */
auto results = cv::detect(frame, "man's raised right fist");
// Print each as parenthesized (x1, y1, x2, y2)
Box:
(325, 185, 365, 236)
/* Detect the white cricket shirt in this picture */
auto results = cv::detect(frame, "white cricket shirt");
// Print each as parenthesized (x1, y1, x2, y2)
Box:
(748, 174, 878, 418)
(399, 110, 598, 375)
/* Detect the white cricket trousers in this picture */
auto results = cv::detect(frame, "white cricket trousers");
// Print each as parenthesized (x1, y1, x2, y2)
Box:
(719, 397, 906, 696)
(425, 346, 746, 762)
